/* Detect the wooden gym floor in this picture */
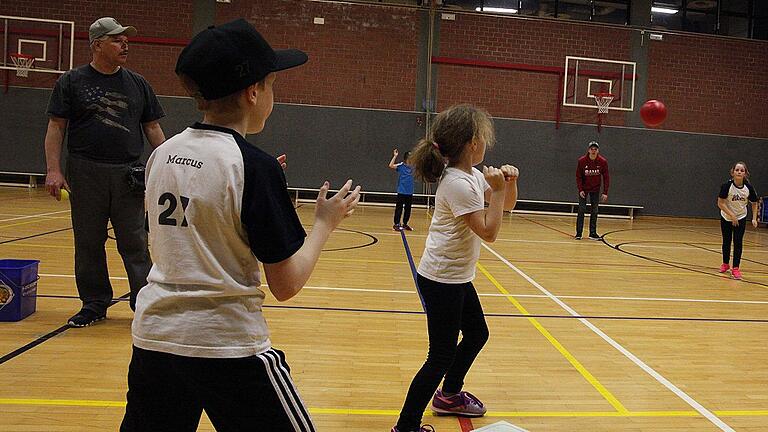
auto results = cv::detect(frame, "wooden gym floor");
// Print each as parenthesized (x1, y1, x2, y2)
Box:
(0, 186, 767, 431)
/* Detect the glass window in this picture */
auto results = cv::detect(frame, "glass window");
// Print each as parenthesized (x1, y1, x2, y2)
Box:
(684, 10, 717, 33)
(651, 9, 682, 29)
(479, 0, 521, 13)
(754, 19, 768, 40)
(651, 1, 682, 29)
(686, 0, 718, 13)
(514, 0, 562, 17)
(558, 0, 592, 21)
(755, 1, 768, 18)
(593, 1, 629, 24)
(520, 0, 558, 17)
(721, 14, 749, 37)
(443, 0, 483, 12)
(721, 0, 748, 14)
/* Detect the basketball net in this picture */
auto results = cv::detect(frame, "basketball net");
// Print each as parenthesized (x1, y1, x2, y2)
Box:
(10, 53, 35, 77)
(594, 92, 614, 114)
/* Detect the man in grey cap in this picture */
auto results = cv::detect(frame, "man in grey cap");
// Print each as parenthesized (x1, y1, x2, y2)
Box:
(43, 17, 166, 327)
(575, 140, 610, 240)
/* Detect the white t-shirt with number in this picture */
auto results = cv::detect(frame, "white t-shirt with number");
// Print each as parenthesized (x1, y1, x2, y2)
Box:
(719, 179, 758, 221)
(418, 167, 490, 284)
(132, 123, 306, 359)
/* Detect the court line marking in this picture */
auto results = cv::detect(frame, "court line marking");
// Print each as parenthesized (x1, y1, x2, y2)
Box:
(476, 263, 628, 414)
(481, 243, 735, 432)
(0, 398, 766, 418)
(36, 275, 768, 306)
(0, 210, 71, 229)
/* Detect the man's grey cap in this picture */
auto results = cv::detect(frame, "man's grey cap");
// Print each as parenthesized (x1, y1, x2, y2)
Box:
(587, 141, 600, 148)
(89, 17, 137, 44)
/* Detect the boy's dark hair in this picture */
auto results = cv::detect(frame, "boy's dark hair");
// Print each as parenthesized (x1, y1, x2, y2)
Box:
(409, 104, 495, 183)
(403, 151, 411, 162)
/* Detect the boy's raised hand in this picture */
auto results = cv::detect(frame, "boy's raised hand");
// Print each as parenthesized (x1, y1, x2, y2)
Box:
(393, 149, 399, 157)
(482, 166, 506, 191)
(315, 180, 362, 230)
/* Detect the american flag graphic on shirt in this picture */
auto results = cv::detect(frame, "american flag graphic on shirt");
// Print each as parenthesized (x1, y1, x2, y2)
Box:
(81, 85, 131, 133)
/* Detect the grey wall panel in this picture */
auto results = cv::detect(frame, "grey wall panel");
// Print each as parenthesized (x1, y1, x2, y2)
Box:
(1, 87, 765, 218)
(0, 87, 54, 174)
(249, 104, 427, 195)
(486, 119, 767, 218)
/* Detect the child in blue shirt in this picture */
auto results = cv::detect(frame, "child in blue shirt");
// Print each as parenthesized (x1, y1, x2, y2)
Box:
(389, 149, 415, 231)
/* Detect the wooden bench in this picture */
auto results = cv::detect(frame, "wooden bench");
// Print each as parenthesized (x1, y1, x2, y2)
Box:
(0, 171, 43, 188)
(512, 199, 643, 220)
(289, 188, 643, 220)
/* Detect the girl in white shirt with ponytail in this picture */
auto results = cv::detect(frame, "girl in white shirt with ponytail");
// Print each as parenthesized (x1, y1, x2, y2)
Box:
(392, 104, 518, 432)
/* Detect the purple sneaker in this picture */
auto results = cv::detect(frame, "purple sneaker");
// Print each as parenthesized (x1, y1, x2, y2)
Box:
(430, 389, 486, 417)
(391, 426, 435, 432)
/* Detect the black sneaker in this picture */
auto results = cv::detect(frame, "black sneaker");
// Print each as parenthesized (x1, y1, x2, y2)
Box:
(402, 224, 414, 231)
(588, 234, 601, 241)
(68, 309, 106, 327)
(393, 224, 402, 231)
(575, 235, 582, 240)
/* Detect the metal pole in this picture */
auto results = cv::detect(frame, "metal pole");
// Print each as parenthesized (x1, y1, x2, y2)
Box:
(424, 0, 435, 137)
(58, 23, 63, 71)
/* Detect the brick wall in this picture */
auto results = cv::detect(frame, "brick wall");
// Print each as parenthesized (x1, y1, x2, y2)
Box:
(648, 34, 768, 138)
(216, 0, 420, 109)
(2, 0, 191, 95)
(3, 1, 767, 137)
(436, 13, 632, 126)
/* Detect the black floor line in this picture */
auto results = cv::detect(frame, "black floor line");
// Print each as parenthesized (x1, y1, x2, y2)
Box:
(601, 228, 768, 289)
(0, 226, 72, 245)
(0, 292, 130, 365)
(35, 294, 768, 323)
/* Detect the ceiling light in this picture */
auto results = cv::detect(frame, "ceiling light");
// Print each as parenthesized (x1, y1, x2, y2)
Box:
(476, 7, 518, 14)
(652, 6, 679, 14)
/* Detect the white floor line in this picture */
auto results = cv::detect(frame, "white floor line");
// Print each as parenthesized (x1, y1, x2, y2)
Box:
(482, 243, 735, 432)
(0, 209, 71, 223)
(36, 275, 768, 306)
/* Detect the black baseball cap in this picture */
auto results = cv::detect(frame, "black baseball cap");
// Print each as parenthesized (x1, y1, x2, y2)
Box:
(176, 19, 308, 100)
(587, 141, 600, 148)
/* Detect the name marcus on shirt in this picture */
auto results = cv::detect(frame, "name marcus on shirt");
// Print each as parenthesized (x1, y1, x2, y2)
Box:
(167, 154, 204, 169)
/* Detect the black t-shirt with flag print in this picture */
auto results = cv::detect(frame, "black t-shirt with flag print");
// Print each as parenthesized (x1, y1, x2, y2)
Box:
(47, 64, 165, 164)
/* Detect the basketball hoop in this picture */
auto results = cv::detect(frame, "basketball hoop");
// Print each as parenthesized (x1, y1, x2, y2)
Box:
(10, 53, 35, 77)
(593, 92, 615, 114)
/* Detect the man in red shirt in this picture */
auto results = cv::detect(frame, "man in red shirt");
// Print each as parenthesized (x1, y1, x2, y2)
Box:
(576, 141, 610, 240)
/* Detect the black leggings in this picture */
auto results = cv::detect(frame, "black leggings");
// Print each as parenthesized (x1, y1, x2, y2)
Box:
(721, 217, 747, 267)
(394, 193, 413, 225)
(396, 275, 489, 431)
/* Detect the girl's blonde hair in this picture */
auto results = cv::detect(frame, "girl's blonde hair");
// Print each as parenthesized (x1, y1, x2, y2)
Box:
(409, 104, 495, 183)
(730, 161, 751, 180)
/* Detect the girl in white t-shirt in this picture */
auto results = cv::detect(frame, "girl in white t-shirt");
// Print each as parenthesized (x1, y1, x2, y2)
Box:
(392, 105, 518, 432)
(717, 161, 758, 280)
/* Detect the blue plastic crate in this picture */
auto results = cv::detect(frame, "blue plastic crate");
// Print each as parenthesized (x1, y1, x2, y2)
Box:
(0, 259, 39, 322)
(760, 197, 768, 224)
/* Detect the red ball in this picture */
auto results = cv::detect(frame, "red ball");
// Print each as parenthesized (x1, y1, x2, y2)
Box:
(640, 99, 667, 127)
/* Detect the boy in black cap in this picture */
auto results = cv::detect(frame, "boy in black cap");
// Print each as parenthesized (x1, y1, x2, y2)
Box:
(575, 140, 609, 240)
(121, 19, 361, 431)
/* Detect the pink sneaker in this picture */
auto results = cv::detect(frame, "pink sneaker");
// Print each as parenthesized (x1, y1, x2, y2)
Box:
(719, 263, 730, 273)
(732, 267, 742, 280)
(431, 389, 486, 417)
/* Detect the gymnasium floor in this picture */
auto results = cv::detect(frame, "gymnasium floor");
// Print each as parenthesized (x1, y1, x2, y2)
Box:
(1, 186, 767, 431)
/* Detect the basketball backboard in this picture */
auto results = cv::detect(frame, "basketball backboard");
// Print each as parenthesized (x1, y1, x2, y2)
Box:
(1, 15, 74, 76)
(563, 56, 636, 112)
